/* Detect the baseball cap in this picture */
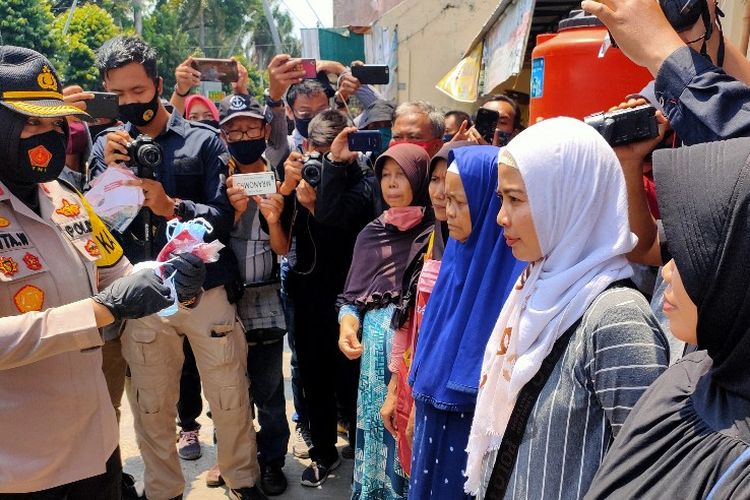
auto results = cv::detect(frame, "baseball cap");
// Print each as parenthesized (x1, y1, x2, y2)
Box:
(0, 46, 91, 119)
(359, 99, 395, 129)
(218, 94, 272, 126)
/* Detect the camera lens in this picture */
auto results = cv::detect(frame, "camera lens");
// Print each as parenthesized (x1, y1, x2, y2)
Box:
(302, 161, 322, 188)
(138, 144, 163, 168)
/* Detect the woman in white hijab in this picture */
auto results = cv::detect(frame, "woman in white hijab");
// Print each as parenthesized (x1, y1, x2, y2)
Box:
(464, 117, 669, 499)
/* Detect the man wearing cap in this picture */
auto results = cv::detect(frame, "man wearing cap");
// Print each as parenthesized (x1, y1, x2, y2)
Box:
(0, 46, 206, 498)
(87, 36, 265, 500)
(177, 93, 292, 495)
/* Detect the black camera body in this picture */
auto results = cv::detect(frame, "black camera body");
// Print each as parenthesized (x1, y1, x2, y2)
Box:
(301, 151, 324, 188)
(584, 105, 659, 147)
(127, 134, 163, 179)
(659, 0, 706, 33)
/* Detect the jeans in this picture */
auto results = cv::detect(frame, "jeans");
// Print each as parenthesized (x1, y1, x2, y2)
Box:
(247, 336, 290, 467)
(177, 338, 202, 432)
(280, 257, 308, 426)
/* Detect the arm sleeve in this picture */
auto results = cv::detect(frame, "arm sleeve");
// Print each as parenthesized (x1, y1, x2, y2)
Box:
(354, 84, 381, 109)
(338, 303, 362, 324)
(86, 134, 109, 185)
(315, 156, 373, 228)
(655, 46, 750, 146)
(179, 134, 234, 240)
(0, 300, 102, 370)
(587, 289, 669, 438)
(389, 314, 412, 373)
(264, 107, 292, 173)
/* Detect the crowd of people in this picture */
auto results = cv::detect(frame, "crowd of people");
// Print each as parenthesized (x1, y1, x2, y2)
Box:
(2, 0, 750, 499)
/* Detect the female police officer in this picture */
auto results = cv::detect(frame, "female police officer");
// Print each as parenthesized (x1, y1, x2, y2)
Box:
(0, 46, 205, 498)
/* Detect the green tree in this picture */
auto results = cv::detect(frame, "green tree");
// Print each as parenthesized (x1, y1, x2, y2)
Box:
(0, 0, 61, 61)
(142, 0, 194, 91)
(53, 4, 121, 89)
(247, 0, 300, 69)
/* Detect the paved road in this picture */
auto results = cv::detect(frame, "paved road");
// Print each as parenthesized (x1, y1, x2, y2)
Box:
(119, 345, 353, 499)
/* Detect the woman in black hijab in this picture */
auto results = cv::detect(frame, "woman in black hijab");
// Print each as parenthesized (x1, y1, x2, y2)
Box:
(586, 137, 750, 499)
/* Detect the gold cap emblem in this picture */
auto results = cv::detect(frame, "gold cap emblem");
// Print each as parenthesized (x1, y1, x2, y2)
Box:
(37, 65, 59, 92)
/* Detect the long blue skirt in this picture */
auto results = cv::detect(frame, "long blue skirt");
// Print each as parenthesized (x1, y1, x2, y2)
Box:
(410, 400, 474, 499)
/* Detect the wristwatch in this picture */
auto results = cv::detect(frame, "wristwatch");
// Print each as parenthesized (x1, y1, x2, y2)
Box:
(264, 90, 284, 108)
(174, 84, 191, 98)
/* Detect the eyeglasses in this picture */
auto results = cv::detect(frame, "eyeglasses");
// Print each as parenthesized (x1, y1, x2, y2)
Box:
(223, 129, 264, 142)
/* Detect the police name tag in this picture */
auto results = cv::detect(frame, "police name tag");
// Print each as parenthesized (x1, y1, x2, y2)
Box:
(233, 172, 277, 196)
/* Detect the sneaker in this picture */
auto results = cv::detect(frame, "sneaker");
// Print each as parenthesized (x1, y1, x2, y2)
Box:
(229, 486, 267, 500)
(260, 464, 288, 496)
(177, 429, 201, 460)
(292, 424, 312, 459)
(300, 457, 341, 487)
(205, 463, 224, 487)
(341, 444, 354, 460)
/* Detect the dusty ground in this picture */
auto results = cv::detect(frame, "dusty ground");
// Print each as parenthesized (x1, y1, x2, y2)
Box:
(119, 343, 353, 499)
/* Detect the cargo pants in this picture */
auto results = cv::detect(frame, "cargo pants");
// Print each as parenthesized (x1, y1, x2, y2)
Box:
(121, 287, 259, 499)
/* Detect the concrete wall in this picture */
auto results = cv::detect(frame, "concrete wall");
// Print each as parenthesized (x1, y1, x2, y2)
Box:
(720, 0, 748, 53)
(371, 0, 499, 113)
(333, 0, 406, 28)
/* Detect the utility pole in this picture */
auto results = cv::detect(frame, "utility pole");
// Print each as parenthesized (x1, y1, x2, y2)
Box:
(261, 0, 283, 54)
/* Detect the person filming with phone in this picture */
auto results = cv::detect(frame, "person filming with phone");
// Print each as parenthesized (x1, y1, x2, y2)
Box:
(87, 36, 266, 500)
(263, 109, 374, 488)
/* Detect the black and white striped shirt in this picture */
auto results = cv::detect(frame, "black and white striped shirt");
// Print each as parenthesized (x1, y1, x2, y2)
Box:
(478, 286, 670, 500)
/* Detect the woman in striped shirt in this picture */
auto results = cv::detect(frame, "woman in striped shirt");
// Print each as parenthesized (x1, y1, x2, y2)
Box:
(464, 117, 670, 499)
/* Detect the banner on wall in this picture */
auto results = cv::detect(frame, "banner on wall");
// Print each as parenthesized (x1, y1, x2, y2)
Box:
(482, 0, 535, 92)
(434, 42, 484, 103)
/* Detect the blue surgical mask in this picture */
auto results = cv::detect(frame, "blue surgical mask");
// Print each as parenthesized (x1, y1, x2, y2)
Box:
(442, 133, 454, 142)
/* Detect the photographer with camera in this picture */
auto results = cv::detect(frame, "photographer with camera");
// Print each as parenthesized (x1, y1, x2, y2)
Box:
(582, 0, 750, 146)
(266, 109, 374, 488)
(88, 36, 265, 500)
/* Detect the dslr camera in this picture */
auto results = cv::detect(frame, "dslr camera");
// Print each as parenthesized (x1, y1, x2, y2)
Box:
(127, 134, 163, 179)
(301, 151, 324, 188)
(659, 0, 706, 32)
(584, 105, 659, 147)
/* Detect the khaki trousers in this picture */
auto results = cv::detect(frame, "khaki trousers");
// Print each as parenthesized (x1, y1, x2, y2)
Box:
(121, 287, 259, 500)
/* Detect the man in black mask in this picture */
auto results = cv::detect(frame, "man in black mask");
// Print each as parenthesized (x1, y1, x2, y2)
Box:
(88, 36, 266, 500)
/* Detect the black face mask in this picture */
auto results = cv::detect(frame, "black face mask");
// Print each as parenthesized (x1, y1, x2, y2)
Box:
(14, 130, 67, 184)
(294, 117, 312, 138)
(119, 86, 160, 127)
(228, 139, 266, 165)
(200, 119, 220, 129)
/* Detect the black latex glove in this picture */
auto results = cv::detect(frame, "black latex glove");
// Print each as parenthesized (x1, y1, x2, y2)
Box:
(162, 252, 206, 303)
(93, 269, 173, 320)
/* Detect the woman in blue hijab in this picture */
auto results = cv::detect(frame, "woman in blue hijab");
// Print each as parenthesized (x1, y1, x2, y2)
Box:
(408, 145, 524, 499)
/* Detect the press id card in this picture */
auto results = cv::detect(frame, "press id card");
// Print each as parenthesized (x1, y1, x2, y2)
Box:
(232, 171, 277, 196)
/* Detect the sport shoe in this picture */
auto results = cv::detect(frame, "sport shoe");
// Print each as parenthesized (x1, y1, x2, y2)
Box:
(229, 486, 267, 500)
(205, 463, 224, 487)
(292, 424, 312, 459)
(177, 429, 201, 460)
(300, 457, 341, 487)
(260, 464, 288, 496)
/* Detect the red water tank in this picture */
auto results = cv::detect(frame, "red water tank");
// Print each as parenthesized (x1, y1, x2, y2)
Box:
(529, 10, 653, 124)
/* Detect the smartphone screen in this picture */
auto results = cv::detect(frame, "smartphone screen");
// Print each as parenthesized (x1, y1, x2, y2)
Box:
(475, 108, 500, 144)
(191, 58, 239, 83)
(299, 59, 317, 79)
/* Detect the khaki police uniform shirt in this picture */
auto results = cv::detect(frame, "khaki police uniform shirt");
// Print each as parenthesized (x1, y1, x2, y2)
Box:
(0, 179, 130, 493)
